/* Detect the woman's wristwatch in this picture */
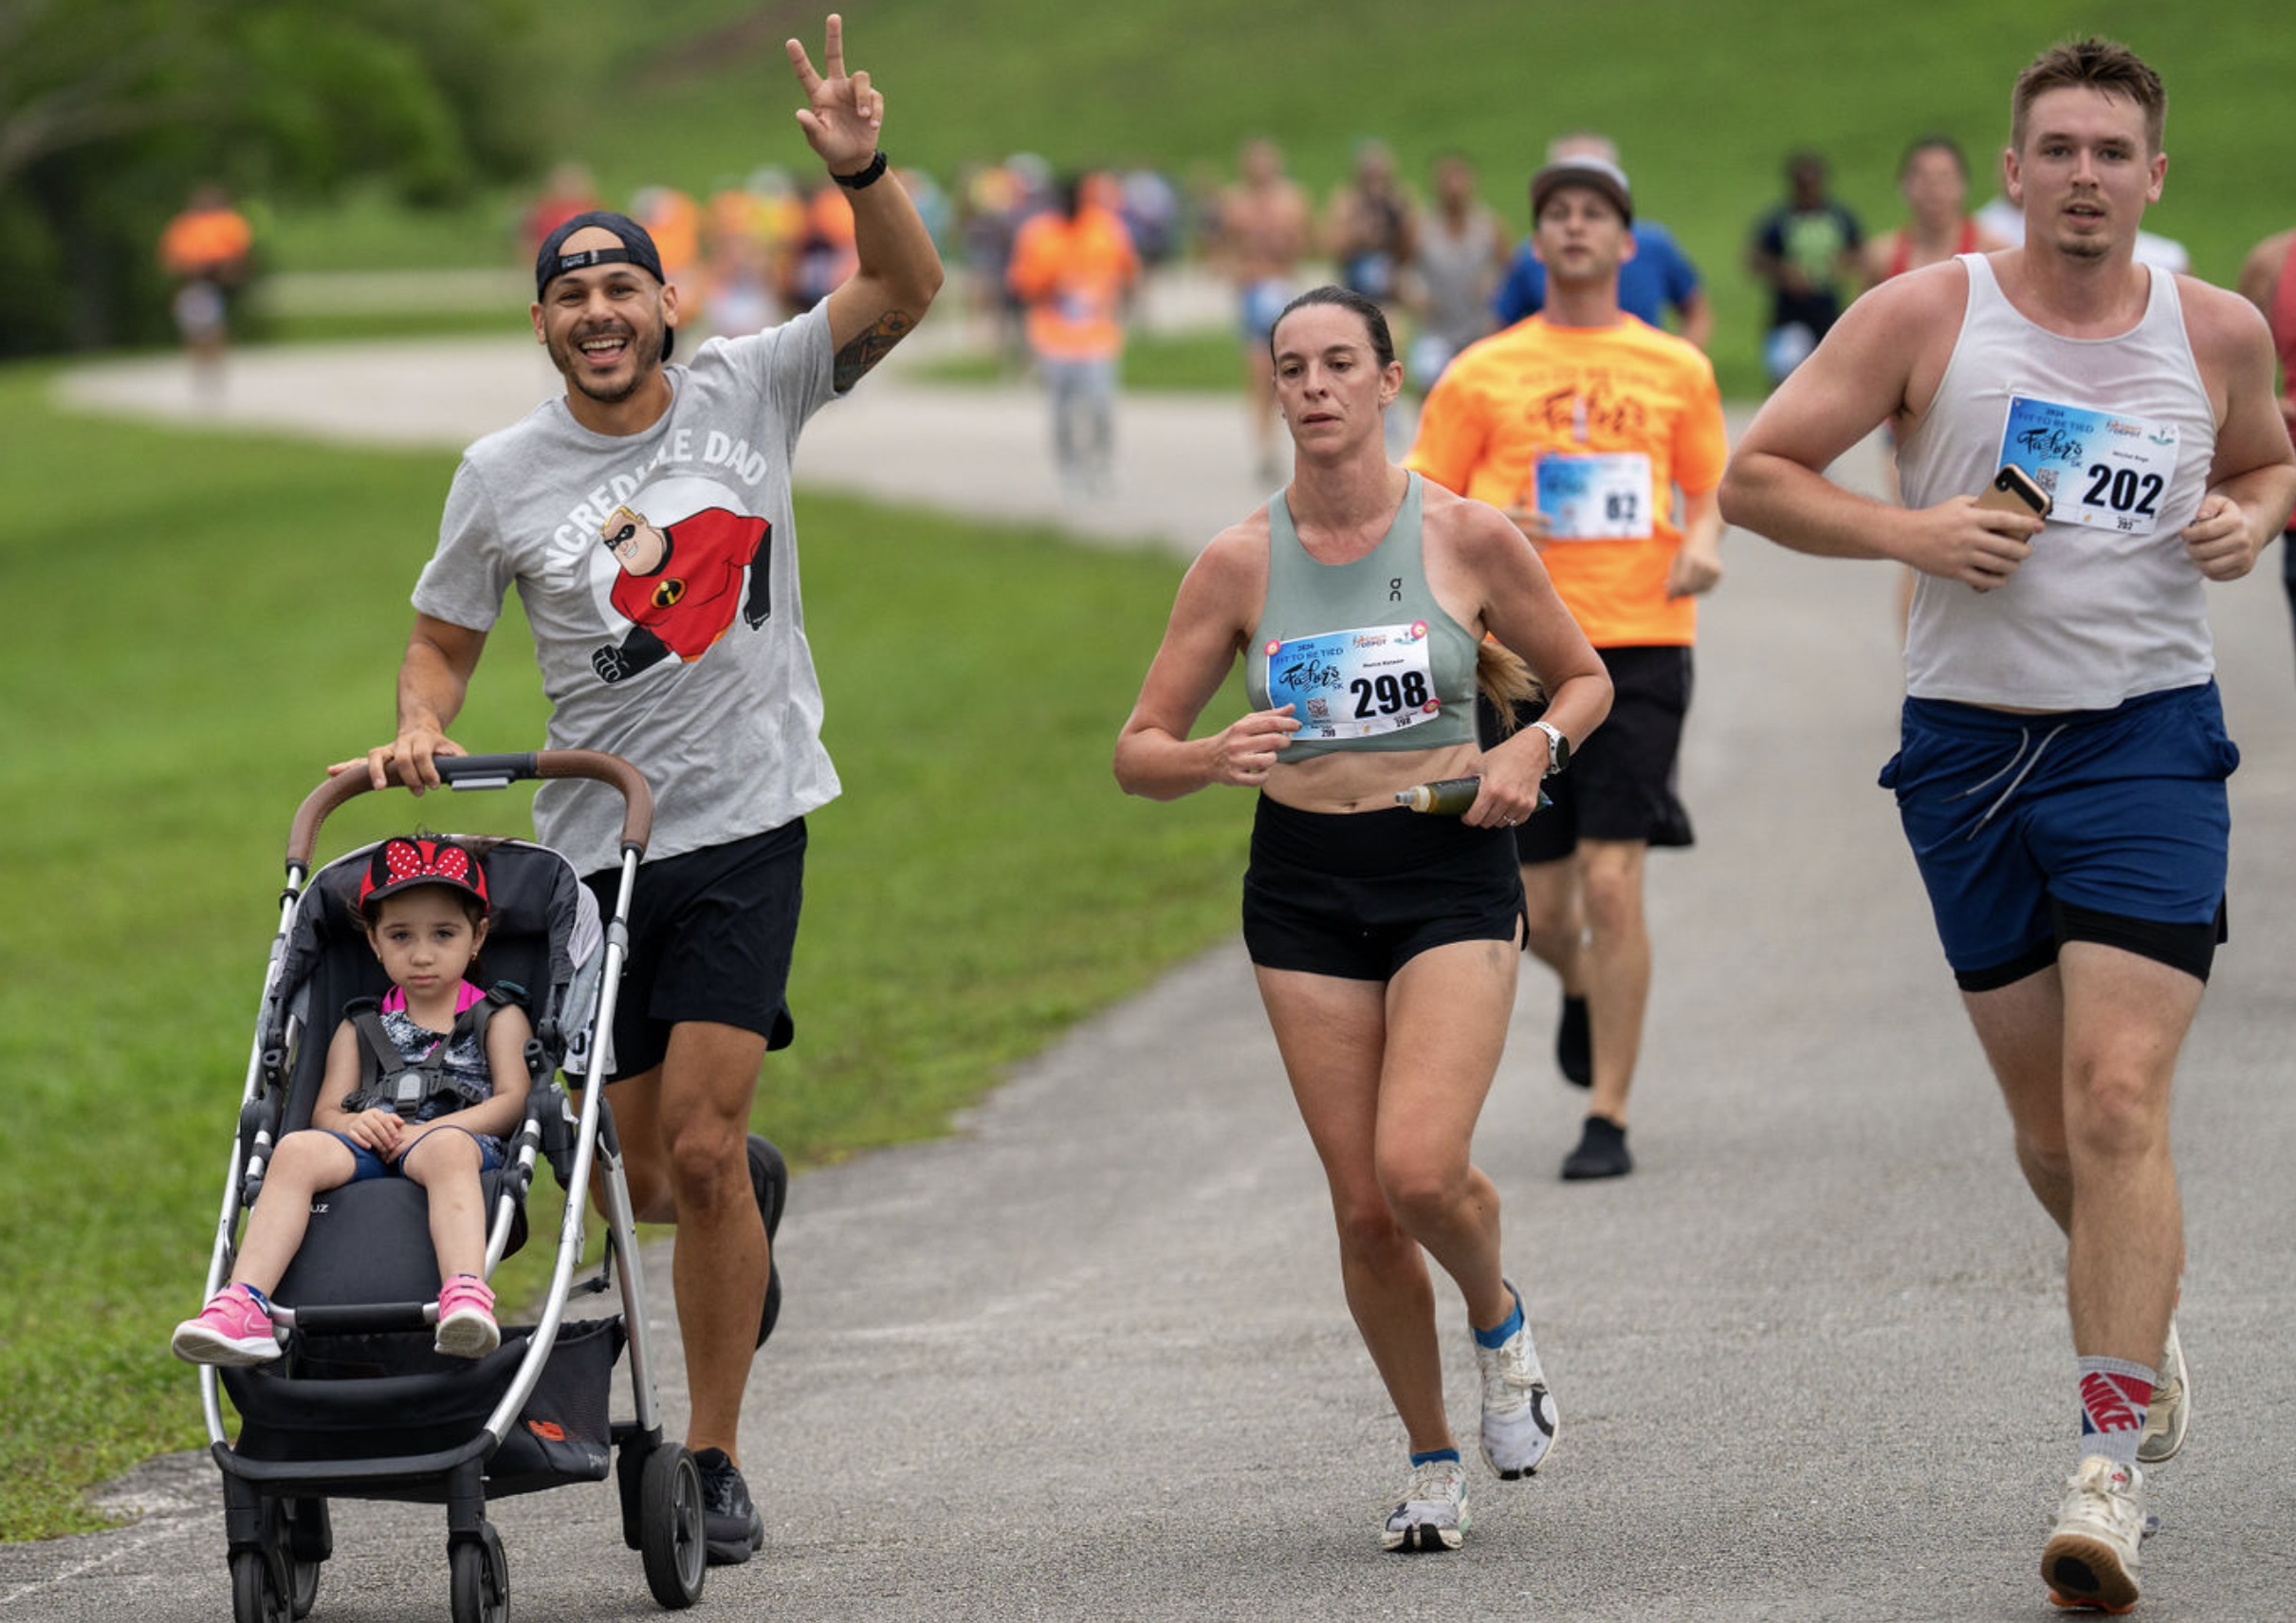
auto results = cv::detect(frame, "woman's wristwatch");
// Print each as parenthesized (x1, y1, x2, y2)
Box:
(1532, 719, 1570, 776)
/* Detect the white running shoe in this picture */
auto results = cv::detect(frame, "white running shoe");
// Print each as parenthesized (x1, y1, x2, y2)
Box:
(2137, 1319, 2188, 1466)
(1381, 1457, 1469, 1553)
(1476, 1282, 1558, 1479)
(2042, 1455, 2148, 1614)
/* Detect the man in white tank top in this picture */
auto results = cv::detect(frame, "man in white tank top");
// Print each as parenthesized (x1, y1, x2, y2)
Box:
(1719, 37, 2295, 1615)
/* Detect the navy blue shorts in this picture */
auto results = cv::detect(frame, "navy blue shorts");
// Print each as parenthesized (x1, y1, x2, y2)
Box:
(1242, 795, 1525, 981)
(327, 1126, 504, 1183)
(1881, 682, 2237, 989)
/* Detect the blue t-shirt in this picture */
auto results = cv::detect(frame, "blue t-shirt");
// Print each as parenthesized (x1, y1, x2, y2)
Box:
(1492, 219, 1702, 329)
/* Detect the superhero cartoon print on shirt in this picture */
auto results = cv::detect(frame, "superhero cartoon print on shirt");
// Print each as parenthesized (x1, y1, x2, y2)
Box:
(592, 504, 771, 684)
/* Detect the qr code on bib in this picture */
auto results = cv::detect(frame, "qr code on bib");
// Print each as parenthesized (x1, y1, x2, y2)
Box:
(2032, 467, 2059, 494)
(1303, 698, 1332, 721)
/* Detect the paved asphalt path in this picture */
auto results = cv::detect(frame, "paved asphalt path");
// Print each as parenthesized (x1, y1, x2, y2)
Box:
(16, 308, 2296, 1619)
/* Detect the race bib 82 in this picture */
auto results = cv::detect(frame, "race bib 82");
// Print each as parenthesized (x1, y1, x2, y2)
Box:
(1534, 452, 1654, 541)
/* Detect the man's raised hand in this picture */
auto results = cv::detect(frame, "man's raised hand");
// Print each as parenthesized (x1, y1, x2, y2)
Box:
(786, 14, 883, 173)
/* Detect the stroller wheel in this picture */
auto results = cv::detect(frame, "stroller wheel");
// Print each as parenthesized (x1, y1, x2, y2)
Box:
(288, 1543, 320, 1619)
(448, 1522, 508, 1623)
(283, 1497, 326, 1618)
(639, 1445, 707, 1609)
(230, 1546, 289, 1623)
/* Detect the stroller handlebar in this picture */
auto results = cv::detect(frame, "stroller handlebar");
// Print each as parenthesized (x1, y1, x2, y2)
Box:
(288, 750, 653, 869)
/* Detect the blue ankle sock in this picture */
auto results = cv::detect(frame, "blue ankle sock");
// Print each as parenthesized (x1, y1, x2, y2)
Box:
(1474, 1287, 1524, 1350)
(1409, 1448, 1461, 1467)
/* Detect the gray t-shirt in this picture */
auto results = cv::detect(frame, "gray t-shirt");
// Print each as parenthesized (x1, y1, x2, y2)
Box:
(413, 306, 841, 873)
(1415, 206, 1502, 353)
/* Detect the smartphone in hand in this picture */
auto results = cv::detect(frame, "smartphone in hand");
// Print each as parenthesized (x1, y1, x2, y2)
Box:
(1975, 464, 2052, 519)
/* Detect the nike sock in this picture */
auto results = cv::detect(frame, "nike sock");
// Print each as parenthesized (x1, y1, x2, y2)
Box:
(2077, 1356, 2155, 1469)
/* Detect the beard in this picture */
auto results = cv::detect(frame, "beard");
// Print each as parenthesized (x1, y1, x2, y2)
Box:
(546, 321, 659, 403)
(570, 366, 646, 406)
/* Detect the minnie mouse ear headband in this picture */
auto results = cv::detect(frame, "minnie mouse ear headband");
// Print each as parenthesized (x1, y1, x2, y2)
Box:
(358, 837, 489, 916)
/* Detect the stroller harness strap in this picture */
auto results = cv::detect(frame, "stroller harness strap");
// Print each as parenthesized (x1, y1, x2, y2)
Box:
(343, 983, 525, 1119)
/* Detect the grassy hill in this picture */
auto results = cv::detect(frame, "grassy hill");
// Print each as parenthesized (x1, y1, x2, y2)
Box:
(274, 0, 2296, 391)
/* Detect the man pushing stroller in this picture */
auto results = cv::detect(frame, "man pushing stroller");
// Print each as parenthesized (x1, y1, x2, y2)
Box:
(342, 13, 944, 1569)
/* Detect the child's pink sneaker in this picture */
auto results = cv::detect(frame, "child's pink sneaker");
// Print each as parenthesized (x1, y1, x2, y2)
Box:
(171, 1284, 281, 1366)
(434, 1274, 499, 1358)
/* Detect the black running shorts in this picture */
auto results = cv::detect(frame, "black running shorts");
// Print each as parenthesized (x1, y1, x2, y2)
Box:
(1242, 794, 1525, 982)
(580, 820, 805, 1080)
(1482, 644, 1694, 863)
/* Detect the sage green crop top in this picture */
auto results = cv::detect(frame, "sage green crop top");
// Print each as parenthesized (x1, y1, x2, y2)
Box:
(1245, 472, 1480, 760)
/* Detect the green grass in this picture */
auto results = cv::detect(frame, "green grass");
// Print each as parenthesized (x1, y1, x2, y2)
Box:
(918, 325, 1247, 393)
(255, 306, 530, 346)
(0, 364, 1246, 1540)
(264, 0, 2296, 400)
(256, 185, 534, 276)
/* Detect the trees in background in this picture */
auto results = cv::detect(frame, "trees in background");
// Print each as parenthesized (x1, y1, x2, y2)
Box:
(0, 0, 557, 354)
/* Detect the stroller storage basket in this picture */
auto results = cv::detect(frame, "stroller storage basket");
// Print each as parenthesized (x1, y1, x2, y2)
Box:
(222, 1316, 623, 1496)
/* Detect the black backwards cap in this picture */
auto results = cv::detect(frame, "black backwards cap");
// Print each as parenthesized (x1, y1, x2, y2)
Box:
(534, 209, 675, 360)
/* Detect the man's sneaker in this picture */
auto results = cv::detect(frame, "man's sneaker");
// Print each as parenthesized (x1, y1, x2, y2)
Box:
(434, 1274, 500, 1359)
(1381, 1457, 1470, 1552)
(2043, 1456, 2148, 1614)
(1476, 1282, 1558, 1479)
(748, 1134, 787, 1349)
(1560, 1116, 1632, 1180)
(693, 1448, 765, 1565)
(1555, 992, 1592, 1088)
(2137, 1319, 2188, 1466)
(171, 1284, 281, 1366)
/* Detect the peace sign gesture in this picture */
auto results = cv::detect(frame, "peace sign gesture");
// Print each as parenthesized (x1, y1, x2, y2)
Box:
(785, 14, 884, 175)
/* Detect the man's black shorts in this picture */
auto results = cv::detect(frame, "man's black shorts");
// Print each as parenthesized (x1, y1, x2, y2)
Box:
(580, 820, 805, 1082)
(2281, 526, 2296, 640)
(1481, 644, 1694, 864)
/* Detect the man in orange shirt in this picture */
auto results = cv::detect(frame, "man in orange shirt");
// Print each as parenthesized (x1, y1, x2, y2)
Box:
(159, 183, 254, 382)
(1007, 174, 1139, 495)
(1408, 157, 1727, 1180)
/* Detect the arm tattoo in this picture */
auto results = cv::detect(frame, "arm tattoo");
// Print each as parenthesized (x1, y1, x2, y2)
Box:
(834, 309, 917, 391)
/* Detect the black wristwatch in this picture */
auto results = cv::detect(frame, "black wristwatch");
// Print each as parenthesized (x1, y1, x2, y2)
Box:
(1532, 720, 1570, 776)
(833, 150, 889, 191)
